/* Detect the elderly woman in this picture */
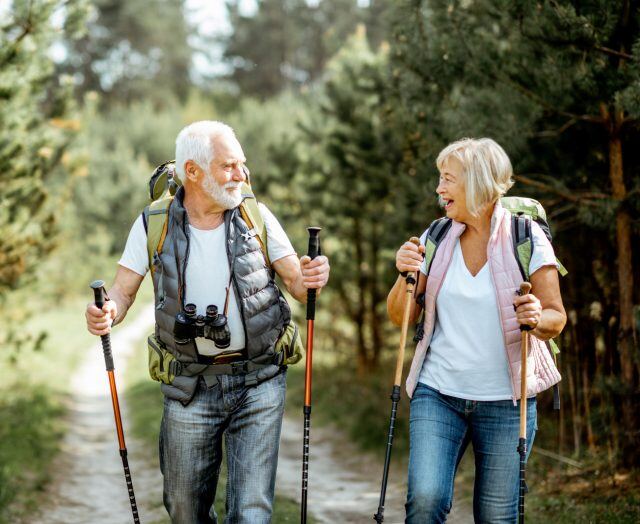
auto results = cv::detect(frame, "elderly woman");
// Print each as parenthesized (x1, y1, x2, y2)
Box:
(387, 138, 566, 523)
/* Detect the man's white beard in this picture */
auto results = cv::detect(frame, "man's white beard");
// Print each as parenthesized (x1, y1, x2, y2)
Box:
(203, 174, 242, 209)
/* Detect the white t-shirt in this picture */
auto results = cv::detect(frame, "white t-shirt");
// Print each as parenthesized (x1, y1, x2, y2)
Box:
(417, 220, 557, 400)
(118, 203, 296, 356)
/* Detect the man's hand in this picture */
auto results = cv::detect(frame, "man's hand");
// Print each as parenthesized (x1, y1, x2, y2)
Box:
(86, 300, 118, 336)
(299, 255, 330, 290)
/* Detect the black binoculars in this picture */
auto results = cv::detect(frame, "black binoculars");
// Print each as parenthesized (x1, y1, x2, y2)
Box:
(173, 303, 231, 349)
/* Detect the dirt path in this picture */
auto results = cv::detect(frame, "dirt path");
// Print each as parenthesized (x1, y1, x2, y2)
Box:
(36, 305, 472, 523)
(37, 305, 166, 524)
(276, 416, 473, 524)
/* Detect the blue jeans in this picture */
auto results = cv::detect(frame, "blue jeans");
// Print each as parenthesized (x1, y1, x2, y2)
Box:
(160, 371, 287, 524)
(406, 383, 537, 523)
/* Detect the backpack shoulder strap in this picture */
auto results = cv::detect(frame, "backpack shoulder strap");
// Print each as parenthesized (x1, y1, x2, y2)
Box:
(423, 217, 453, 276)
(512, 214, 533, 281)
(238, 183, 270, 268)
(511, 213, 568, 280)
(145, 196, 173, 274)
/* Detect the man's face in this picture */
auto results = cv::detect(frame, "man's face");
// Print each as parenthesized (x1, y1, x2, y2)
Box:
(202, 134, 247, 209)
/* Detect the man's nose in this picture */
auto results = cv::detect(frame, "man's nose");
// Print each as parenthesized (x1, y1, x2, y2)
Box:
(232, 165, 246, 181)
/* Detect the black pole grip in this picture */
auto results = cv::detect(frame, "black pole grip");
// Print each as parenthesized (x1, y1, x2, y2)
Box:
(306, 227, 322, 321)
(90, 279, 114, 371)
(91, 279, 106, 309)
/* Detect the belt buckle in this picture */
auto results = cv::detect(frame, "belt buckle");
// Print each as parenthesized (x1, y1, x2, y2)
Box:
(230, 361, 248, 375)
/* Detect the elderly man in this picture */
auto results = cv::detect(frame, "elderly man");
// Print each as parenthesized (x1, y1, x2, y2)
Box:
(85, 121, 330, 523)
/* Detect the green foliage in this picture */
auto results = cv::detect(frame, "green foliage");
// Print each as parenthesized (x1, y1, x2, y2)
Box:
(260, 29, 432, 369)
(222, 0, 390, 97)
(0, 389, 65, 523)
(0, 0, 88, 297)
(62, 0, 193, 104)
(0, 292, 97, 521)
(70, 97, 184, 255)
(387, 0, 640, 463)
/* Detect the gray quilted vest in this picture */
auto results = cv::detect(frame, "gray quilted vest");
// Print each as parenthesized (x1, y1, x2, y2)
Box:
(148, 187, 289, 404)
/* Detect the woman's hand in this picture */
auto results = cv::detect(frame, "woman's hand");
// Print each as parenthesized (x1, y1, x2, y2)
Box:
(395, 240, 425, 274)
(513, 293, 542, 330)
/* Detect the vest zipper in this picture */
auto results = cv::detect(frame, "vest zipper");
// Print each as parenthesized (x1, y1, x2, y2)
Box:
(181, 209, 190, 310)
(226, 212, 250, 349)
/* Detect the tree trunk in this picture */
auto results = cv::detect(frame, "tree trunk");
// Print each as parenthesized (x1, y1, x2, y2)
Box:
(566, 360, 581, 457)
(582, 359, 596, 454)
(603, 105, 638, 452)
(354, 218, 370, 375)
(369, 225, 383, 369)
(608, 127, 636, 385)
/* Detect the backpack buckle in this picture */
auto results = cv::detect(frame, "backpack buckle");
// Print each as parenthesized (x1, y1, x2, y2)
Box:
(230, 361, 248, 375)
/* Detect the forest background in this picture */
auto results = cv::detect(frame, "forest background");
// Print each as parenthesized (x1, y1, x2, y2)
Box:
(1, 0, 639, 522)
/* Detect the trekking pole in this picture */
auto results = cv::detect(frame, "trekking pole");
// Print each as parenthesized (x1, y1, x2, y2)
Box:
(518, 281, 532, 524)
(374, 236, 421, 524)
(301, 227, 321, 524)
(90, 280, 140, 524)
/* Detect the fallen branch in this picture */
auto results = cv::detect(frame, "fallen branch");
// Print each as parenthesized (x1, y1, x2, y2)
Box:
(534, 447, 584, 469)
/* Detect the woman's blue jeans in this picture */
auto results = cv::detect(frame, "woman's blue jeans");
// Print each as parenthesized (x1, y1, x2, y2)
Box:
(405, 383, 537, 524)
(159, 371, 287, 524)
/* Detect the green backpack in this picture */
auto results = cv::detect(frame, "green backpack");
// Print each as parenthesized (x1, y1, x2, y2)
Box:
(416, 196, 567, 409)
(142, 160, 303, 374)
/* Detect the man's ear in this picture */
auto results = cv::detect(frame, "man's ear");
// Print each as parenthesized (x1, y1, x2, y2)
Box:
(184, 160, 201, 182)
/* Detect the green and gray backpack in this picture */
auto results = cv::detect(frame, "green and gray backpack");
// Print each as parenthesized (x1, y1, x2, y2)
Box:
(416, 196, 567, 409)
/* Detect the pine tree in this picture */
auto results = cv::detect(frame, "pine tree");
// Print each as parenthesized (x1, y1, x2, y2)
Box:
(275, 27, 425, 372)
(61, 0, 193, 104)
(389, 0, 640, 461)
(0, 0, 88, 296)
(221, 0, 389, 97)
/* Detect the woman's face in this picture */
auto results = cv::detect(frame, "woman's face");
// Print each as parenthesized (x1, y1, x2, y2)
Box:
(436, 157, 468, 221)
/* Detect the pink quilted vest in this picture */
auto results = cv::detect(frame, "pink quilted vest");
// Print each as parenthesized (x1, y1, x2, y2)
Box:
(405, 201, 562, 402)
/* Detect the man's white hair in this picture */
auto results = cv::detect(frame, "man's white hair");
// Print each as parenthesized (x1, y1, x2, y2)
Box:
(436, 137, 514, 216)
(174, 121, 237, 182)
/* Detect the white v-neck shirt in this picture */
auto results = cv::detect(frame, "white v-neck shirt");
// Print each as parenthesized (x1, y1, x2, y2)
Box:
(417, 221, 557, 400)
(118, 203, 296, 356)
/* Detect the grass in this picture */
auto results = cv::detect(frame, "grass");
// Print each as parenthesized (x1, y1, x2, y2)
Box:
(125, 334, 309, 523)
(0, 293, 95, 522)
(0, 269, 154, 522)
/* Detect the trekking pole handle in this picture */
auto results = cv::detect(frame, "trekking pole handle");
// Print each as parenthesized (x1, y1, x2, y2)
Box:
(91, 279, 107, 308)
(306, 227, 322, 321)
(518, 282, 532, 332)
(407, 236, 421, 282)
(90, 279, 115, 371)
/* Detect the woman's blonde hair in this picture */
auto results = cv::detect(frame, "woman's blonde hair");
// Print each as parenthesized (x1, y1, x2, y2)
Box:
(436, 137, 514, 216)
